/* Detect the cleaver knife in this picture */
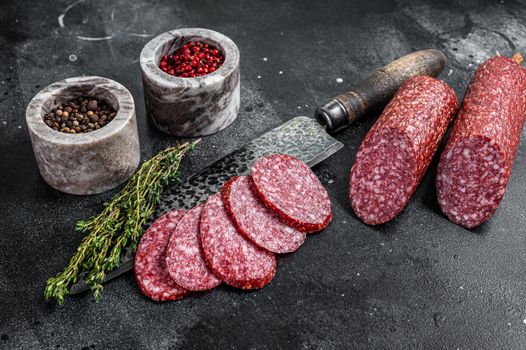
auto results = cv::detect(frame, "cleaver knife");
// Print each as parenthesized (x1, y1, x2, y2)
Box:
(70, 49, 446, 295)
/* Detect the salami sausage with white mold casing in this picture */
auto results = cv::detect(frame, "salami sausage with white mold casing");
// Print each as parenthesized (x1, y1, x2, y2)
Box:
(436, 55, 526, 228)
(349, 76, 458, 225)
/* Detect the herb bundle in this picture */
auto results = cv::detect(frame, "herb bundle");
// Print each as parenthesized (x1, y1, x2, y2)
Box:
(44, 142, 197, 304)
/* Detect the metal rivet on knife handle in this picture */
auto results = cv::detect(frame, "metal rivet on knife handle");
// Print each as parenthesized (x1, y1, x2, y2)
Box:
(315, 49, 447, 133)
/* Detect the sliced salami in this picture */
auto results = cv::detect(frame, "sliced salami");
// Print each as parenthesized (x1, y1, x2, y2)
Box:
(222, 176, 306, 254)
(165, 205, 221, 291)
(251, 154, 332, 233)
(134, 210, 189, 301)
(349, 76, 458, 225)
(436, 55, 526, 228)
(199, 193, 276, 289)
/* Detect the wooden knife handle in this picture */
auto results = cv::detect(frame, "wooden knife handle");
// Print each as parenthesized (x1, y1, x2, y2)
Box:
(315, 49, 446, 133)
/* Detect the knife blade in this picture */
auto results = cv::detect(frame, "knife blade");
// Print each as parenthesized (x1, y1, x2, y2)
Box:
(70, 49, 446, 295)
(70, 116, 342, 294)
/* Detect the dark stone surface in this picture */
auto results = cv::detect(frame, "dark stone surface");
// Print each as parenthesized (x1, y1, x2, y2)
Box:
(1, 0, 526, 348)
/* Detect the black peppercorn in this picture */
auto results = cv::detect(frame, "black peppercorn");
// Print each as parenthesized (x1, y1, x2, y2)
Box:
(43, 96, 116, 134)
(87, 100, 98, 111)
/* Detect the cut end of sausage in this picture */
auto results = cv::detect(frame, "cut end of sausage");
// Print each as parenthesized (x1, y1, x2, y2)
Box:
(436, 135, 507, 228)
(349, 128, 416, 225)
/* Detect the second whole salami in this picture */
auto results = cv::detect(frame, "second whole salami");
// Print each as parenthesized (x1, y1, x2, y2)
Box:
(436, 55, 526, 228)
(199, 193, 276, 289)
(349, 76, 458, 225)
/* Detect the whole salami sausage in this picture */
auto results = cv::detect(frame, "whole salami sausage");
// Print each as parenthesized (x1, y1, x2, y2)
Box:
(199, 193, 276, 289)
(222, 176, 306, 254)
(436, 55, 526, 228)
(349, 76, 458, 225)
(134, 210, 189, 301)
(165, 205, 221, 291)
(251, 154, 332, 233)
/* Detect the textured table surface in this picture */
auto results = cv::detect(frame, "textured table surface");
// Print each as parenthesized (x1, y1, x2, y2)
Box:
(1, 0, 526, 349)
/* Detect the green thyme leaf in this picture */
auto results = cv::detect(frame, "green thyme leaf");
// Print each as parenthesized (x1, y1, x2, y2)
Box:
(44, 141, 198, 304)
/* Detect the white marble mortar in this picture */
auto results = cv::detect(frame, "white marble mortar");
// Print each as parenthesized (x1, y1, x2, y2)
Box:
(25, 76, 141, 195)
(140, 28, 240, 137)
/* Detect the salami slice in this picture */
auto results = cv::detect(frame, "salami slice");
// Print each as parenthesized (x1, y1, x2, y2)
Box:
(199, 193, 276, 289)
(134, 210, 189, 301)
(222, 176, 306, 254)
(251, 154, 332, 233)
(165, 205, 221, 291)
(436, 55, 526, 228)
(349, 76, 458, 225)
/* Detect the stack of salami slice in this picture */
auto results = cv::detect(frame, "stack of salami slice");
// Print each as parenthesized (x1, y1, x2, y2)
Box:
(134, 154, 332, 301)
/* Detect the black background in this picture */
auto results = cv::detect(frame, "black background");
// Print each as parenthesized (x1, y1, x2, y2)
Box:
(1, 0, 526, 348)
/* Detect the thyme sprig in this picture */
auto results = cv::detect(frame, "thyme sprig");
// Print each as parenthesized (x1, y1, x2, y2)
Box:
(44, 142, 198, 304)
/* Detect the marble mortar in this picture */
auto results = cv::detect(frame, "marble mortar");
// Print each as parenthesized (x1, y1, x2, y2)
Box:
(25, 76, 141, 195)
(140, 28, 240, 137)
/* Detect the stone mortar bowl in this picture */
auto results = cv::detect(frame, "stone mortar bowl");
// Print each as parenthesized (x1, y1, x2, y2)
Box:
(140, 28, 240, 137)
(25, 76, 140, 195)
